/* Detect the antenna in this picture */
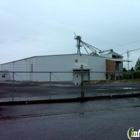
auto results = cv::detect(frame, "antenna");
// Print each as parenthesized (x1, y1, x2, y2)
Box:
(74, 32, 77, 38)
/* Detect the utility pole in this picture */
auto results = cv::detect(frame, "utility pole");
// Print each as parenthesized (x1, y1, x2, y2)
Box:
(122, 48, 140, 70)
(127, 50, 130, 70)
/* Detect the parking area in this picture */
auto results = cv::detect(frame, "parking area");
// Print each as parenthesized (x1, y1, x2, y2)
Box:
(0, 81, 140, 102)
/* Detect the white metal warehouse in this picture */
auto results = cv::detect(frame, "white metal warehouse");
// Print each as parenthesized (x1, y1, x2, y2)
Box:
(0, 52, 124, 82)
(0, 35, 126, 82)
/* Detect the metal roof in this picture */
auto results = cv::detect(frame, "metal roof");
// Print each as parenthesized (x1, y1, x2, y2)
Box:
(106, 58, 132, 62)
(106, 51, 123, 57)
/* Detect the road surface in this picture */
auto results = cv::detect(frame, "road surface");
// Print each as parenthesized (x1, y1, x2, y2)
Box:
(0, 97, 140, 140)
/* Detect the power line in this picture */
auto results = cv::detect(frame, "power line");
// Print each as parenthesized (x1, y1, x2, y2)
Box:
(121, 48, 140, 70)
(122, 48, 140, 54)
(112, 39, 140, 49)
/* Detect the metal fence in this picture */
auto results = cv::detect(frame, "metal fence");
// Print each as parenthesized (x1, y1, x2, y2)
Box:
(0, 71, 140, 102)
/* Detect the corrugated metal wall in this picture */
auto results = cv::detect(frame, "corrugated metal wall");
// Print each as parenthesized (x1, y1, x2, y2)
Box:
(0, 54, 106, 81)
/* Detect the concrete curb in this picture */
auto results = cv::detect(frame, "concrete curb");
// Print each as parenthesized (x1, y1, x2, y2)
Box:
(0, 93, 140, 106)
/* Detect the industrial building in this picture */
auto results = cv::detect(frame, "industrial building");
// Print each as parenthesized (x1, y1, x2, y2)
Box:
(0, 35, 126, 82)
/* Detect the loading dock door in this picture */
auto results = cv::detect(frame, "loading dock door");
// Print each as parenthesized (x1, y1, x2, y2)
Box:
(73, 69, 90, 82)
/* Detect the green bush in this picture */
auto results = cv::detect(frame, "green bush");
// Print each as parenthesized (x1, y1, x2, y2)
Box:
(123, 72, 132, 79)
(133, 71, 140, 79)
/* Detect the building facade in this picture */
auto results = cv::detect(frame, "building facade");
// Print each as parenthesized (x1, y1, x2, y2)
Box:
(0, 52, 124, 82)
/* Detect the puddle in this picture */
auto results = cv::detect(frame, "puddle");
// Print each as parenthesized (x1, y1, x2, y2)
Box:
(96, 89, 107, 90)
(123, 87, 136, 89)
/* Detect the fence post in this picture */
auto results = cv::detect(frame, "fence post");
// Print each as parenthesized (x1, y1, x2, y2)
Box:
(49, 72, 51, 99)
(132, 72, 133, 94)
(50, 72, 51, 86)
(81, 65, 84, 98)
(12, 72, 14, 101)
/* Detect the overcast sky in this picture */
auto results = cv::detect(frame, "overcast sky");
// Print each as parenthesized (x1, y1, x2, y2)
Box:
(0, 0, 140, 68)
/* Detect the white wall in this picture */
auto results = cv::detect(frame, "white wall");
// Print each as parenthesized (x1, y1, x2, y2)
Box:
(87, 55, 106, 81)
(0, 58, 36, 81)
(0, 54, 106, 82)
(33, 54, 106, 81)
(0, 73, 11, 81)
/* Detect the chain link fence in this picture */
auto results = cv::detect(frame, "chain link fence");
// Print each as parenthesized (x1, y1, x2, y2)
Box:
(0, 71, 140, 102)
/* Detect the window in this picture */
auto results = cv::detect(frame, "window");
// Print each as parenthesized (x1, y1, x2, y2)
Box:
(2, 75, 5, 78)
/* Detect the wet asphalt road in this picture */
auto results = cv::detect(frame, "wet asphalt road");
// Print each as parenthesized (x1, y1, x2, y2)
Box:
(0, 98, 140, 140)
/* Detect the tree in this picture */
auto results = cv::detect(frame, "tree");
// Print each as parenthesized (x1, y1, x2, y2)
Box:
(135, 58, 140, 71)
(130, 67, 135, 72)
(123, 68, 127, 72)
